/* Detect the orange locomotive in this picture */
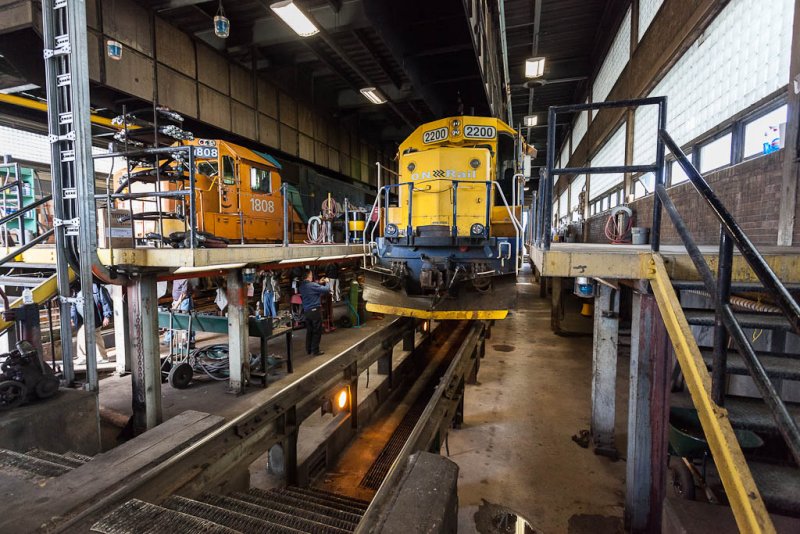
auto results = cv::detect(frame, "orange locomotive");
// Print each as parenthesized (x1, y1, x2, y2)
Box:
(113, 138, 305, 245)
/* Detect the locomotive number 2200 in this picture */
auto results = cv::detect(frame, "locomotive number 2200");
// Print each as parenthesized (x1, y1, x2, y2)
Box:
(250, 198, 275, 213)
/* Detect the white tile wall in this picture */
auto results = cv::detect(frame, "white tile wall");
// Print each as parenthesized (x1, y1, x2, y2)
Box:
(590, 123, 626, 199)
(633, 0, 794, 165)
(638, 0, 665, 41)
(592, 7, 632, 117)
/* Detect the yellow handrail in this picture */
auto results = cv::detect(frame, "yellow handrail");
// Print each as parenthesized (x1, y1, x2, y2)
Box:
(648, 253, 774, 534)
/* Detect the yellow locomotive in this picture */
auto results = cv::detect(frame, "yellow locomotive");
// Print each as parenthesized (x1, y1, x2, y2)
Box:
(113, 138, 305, 245)
(363, 116, 533, 320)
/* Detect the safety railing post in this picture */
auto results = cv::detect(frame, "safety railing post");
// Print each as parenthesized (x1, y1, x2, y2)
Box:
(14, 164, 25, 246)
(484, 181, 491, 236)
(651, 98, 668, 252)
(712, 226, 733, 405)
(282, 182, 289, 247)
(543, 107, 557, 250)
(344, 198, 350, 245)
(187, 146, 197, 249)
(451, 181, 459, 237)
(406, 183, 413, 238)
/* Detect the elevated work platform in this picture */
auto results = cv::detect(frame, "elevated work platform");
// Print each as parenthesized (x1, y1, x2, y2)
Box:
(530, 243, 800, 283)
(0, 244, 366, 270)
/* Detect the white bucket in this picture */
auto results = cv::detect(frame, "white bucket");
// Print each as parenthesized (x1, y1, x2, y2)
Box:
(631, 227, 649, 245)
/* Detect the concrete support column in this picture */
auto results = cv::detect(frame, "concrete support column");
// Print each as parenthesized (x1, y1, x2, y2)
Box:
(128, 273, 161, 432)
(227, 269, 249, 394)
(626, 290, 671, 533)
(777, 0, 800, 245)
(110, 284, 130, 375)
(590, 284, 620, 456)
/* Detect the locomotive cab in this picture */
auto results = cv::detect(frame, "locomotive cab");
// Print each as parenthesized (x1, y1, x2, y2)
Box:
(363, 116, 534, 320)
(114, 139, 305, 245)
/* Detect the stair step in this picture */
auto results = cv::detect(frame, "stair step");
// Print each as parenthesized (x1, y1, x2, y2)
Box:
(276, 487, 367, 516)
(91, 499, 239, 534)
(0, 448, 70, 478)
(24, 448, 86, 469)
(64, 450, 94, 463)
(700, 351, 800, 380)
(684, 309, 793, 331)
(247, 488, 363, 524)
(673, 394, 800, 434)
(203, 493, 354, 534)
(699, 347, 800, 361)
(749, 462, 800, 518)
(297, 487, 370, 510)
(163, 495, 301, 534)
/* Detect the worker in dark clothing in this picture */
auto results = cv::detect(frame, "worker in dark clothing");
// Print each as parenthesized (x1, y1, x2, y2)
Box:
(299, 269, 332, 356)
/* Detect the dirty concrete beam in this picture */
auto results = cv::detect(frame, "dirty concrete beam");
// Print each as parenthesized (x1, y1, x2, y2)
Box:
(128, 274, 162, 432)
(591, 283, 620, 455)
(226, 269, 248, 394)
(626, 290, 671, 532)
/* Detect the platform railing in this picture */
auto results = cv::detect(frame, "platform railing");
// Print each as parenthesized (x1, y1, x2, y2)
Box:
(532, 96, 668, 251)
(363, 178, 525, 274)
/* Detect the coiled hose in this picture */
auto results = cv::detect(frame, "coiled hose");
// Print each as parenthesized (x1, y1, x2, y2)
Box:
(305, 197, 341, 244)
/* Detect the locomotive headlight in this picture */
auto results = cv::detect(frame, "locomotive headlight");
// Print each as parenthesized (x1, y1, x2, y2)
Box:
(385, 223, 399, 237)
(451, 119, 461, 128)
(407, 161, 416, 172)
(469, 158, 481, 169)
(470, 223, 485, 237)
(451, 130, 460, 137)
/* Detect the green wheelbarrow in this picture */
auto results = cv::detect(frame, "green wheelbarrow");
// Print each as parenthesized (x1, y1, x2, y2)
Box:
(668, 406, 764, 501)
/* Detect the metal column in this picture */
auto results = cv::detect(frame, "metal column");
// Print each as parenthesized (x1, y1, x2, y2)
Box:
(626, 291, 671, 533)
(128, 274, 162, 432)
(590, 284, 620, 456)
(111, 285, 131, 375)
(227, 269, 248, 394)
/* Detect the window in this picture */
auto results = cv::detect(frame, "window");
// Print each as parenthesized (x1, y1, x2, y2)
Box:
(744, 105, 788, 158)
(609, 191, 619, 208)
(250, 167, 272, 193)
(699, 133, 732, 173)
(671, 160, 690, 185)
(222, 156, 236, 185)
(601, 197, 609, 211)
(197, 160, 218, 177)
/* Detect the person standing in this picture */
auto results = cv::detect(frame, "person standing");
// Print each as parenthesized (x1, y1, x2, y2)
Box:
(262, 270, 280, 317)
(163, 278, 196, 346)
(299, 269, 332, 356)
(70, 283, 113, 365)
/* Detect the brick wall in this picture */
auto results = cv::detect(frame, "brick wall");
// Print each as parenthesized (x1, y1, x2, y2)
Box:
(584, 150, 785, 246)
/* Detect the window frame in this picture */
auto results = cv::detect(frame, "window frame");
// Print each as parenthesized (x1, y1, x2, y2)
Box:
(249, 166, 273, 194)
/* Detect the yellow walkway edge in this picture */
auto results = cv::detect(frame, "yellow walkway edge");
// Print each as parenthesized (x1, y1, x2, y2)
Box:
(648, 254, 775, 534)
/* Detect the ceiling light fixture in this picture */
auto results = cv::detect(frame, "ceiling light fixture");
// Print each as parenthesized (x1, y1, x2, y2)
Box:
(523, 115, 538, 127)
(214, 0, 230, 38)
(270, 0, 320, 37)
(360, 87, 387, 105)
(525, 57, 546, 79)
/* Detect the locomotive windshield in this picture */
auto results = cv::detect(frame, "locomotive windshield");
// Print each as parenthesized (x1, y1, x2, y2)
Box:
(496, 132, 516, 203)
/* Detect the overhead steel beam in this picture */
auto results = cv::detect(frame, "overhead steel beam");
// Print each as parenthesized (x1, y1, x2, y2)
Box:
(351, 29, 403, 90)
(152, 0, 211, 11)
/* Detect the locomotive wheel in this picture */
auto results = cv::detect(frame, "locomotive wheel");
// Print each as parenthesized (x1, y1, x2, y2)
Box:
(35, 376, 60, 399)
(0, 380, 27, 409)
(168, 362, 194, 389)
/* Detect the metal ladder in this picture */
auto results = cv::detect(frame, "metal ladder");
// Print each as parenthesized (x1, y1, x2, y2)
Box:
(41, 0, 100, 389)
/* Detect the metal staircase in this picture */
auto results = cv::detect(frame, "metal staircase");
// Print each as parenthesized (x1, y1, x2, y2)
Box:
(647, 131, 800, 533)
(91, 486, 370, 534)
(0, 447, 91, 479)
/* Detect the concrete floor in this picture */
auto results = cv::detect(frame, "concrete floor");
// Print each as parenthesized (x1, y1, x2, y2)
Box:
(446, 266, 629, 534)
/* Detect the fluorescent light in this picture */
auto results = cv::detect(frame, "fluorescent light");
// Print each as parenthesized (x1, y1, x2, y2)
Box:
(360, 87, 387, 105)
(270, 0, 319, 37)
(523, 115, 538, 127)
(525, 57, 545, 78)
